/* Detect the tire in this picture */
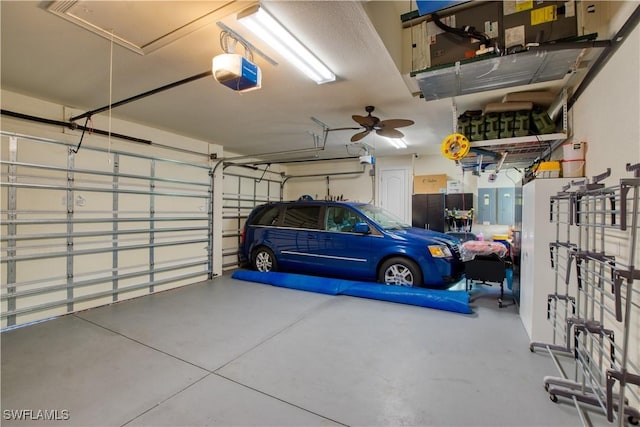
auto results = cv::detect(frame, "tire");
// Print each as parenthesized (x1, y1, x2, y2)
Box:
(252, 247, 277, 272)
(378, 257, 423, 287)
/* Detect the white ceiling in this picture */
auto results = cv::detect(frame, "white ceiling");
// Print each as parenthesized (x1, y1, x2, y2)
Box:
(0, 1, 574, 161)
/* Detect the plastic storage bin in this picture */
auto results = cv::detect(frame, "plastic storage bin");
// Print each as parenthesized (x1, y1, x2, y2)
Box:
(499, 111, 515, 138)
(457, 114, 471, 138)
(469, 114, 485, 141)
(535, 161, 561, 178)
(513, 110, 531, 137)
(562, 159, 585, 177)
(485, 113, 501, 139)
(532, 107, 556, 134)
(563, 141, 586, 160)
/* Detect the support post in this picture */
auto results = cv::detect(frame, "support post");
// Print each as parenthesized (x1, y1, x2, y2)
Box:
(112, 153, 119, 301)
(149, 160, 156, 292)
(66, 148, 75, 312)
(6, 137, 18, 326)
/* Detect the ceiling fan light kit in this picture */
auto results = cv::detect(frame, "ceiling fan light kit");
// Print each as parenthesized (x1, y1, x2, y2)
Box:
(237, 4, 336, 84)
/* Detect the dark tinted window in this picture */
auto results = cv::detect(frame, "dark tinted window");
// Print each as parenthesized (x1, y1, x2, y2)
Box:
(250, 205, 280, 226)
(282, 206, 321, 229)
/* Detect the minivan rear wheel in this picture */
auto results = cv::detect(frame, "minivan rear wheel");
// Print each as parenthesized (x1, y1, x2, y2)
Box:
(253, 247, 277, 272)
(379, 257, 422, 287)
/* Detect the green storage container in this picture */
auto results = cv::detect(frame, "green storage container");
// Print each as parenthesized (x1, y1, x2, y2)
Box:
(532, 107, 556, 134)
(469, 114, 485, 141)
(499, 111, 515, 138)
(513, 110, 531, 137)
(485, 113, 501, 139)
(457, 113, 471, 139)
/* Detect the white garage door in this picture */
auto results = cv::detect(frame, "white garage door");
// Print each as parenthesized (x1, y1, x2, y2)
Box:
(221, 164, 282, 271)
(1, 132, 213, 328)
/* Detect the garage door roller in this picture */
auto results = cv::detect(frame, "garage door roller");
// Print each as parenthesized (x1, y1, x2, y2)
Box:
(441, 133, 470, 161)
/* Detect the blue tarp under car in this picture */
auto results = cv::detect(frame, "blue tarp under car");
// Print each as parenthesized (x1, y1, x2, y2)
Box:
(231, 270, 472, 314)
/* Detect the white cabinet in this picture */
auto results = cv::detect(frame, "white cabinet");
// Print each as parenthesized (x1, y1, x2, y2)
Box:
(519, 178, 574, 343)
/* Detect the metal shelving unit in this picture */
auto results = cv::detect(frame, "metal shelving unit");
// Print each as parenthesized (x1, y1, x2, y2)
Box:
(530, 164, 640, 426)
(453, 88, 570, 171)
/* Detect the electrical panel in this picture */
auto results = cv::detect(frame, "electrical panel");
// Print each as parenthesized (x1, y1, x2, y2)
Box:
(477, 188, 497, 225)
(497, 187, 515, 225)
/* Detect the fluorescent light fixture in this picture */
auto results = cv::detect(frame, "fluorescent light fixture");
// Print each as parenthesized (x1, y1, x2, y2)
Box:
(237, 4, 336, 84)
(388, 138, 408, 149)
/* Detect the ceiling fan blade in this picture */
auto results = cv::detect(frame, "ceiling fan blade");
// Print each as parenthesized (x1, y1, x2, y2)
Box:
(351, 130, 370, 142)
(352, 115, 376, 127)
(378, 119, 414, 129)
(376, 127, 404, 139)
(328, 126, 362, 131)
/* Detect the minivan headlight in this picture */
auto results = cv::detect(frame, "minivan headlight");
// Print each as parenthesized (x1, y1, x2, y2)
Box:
(428, 245, 452, 258)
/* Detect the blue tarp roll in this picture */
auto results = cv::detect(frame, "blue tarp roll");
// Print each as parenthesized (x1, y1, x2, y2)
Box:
(231, 270, 472, 314)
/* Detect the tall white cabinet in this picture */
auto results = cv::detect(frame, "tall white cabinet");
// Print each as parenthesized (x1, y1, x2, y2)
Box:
(519, 178, 574, 343)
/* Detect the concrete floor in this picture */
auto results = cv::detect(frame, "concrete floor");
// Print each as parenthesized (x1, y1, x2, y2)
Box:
(1, 274, 610, 426)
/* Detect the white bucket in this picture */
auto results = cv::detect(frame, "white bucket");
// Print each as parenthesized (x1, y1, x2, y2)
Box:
(562, 160, 585, 178)
(563, 141, 586, 161)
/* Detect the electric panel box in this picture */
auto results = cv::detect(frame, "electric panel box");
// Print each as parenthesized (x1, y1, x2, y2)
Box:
(497, 187, 516, 226)
(477, 188, 497, 225)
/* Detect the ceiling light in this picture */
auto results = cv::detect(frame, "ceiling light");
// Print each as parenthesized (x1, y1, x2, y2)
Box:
(389, 138, 408, 149)
(237, 4, 336, 84)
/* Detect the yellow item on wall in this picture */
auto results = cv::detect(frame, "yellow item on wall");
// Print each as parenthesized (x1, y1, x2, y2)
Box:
(441, 133, 471, 161)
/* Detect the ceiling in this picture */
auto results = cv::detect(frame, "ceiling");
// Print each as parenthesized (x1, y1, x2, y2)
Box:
(0, 1, 593, 163)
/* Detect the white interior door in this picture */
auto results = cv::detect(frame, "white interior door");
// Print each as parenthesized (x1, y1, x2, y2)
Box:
(378, 168, 410, 223)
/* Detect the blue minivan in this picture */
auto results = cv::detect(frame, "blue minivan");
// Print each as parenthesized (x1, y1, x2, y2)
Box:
(239, 200, 464, 288)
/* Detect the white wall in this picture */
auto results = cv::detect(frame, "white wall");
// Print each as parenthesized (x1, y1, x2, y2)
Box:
(283, 159, 373, 202)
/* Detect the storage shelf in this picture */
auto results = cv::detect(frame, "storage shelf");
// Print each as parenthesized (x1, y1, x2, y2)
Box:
(469, 132, 567, 148)
(412, 43, 604, 101)
(459, 133, 567, 169)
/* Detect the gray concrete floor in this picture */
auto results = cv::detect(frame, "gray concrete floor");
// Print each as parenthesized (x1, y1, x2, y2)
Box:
(1, 274, 610, 426)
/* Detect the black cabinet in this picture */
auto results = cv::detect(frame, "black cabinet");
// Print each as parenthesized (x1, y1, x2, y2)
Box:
(445, 193, 473, 211)
(412, 193, 445, 232)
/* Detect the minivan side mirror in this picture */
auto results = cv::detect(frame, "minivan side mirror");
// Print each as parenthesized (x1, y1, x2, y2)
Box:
(353, 222, 370, 234)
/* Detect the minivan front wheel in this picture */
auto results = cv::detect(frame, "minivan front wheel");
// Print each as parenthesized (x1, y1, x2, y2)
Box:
(379, 257, 422, 287)
(253, 247, 277, 272)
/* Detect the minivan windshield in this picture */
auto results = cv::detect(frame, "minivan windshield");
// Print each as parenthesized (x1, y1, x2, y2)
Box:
(357, 204, 411, 230)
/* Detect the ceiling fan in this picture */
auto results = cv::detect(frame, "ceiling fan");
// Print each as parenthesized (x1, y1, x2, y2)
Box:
(349, 106, 414, 142)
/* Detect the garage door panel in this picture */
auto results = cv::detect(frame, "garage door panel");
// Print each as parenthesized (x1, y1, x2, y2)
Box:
(220, 167, 283, 272)
(15, 258, 66, 287)
(1, 133, 213, 328)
